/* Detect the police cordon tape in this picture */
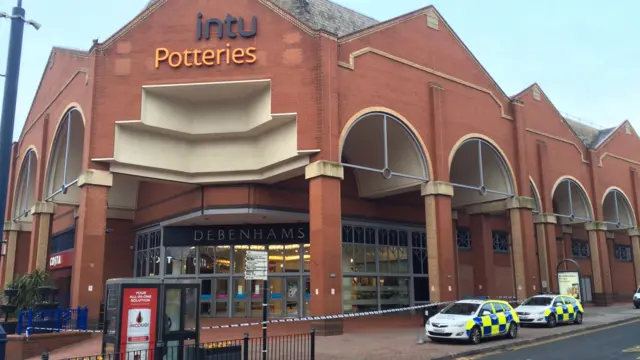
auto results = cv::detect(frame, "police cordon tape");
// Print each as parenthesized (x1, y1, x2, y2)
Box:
(25, 296, 521, 337)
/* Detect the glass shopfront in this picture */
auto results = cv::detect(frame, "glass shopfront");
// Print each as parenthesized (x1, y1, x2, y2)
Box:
(341, 223, 428, 314)
(134, 221, 427, 318)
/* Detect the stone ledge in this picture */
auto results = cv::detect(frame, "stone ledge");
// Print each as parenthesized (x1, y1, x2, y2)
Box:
(305, 160, 343, 180)
(505, 196, 536, 210)
(628, 228, 640, 237)
(30, 201, 56, 215)
(421, 181, 453, 197)
(533, 213, 557, 224)
(585, 221, 607, 232)
(78, 169, 114, 187)
(3, 221, 21, 232)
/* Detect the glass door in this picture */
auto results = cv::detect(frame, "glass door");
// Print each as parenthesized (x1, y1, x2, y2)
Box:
(214, 278, 230, 317)
(162, 284, 199, 360)
(200, 279, 213, 317)
(303, 277, 311, 317)
(269, 278, 283, 317)
(285, 277, 300, 317)
(250, 280, 265, 317)
(233, 278, 247, 317)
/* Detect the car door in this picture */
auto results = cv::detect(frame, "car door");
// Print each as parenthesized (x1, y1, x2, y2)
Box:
(562, 296, 581, 320)
(498, 302, 517, 329)
(491, 301, 509, 335)
(552, 296, 568, 323)
(477, 302, 496, 337)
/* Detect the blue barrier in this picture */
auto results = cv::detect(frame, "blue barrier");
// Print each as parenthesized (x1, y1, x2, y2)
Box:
(17, 306, 88, 335)
(0, 325, 6, 360)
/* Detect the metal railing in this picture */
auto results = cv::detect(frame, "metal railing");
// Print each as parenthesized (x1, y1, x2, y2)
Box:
(18, 306, 88, 335)
(51, 330, 316, 360)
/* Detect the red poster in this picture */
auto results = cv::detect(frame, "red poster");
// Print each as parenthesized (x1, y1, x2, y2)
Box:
(119, 288, 158, 360)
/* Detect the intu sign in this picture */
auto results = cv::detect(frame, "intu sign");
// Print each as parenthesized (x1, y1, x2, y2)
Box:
(163, 223, 309, 247)
(155, 13, 258, 69)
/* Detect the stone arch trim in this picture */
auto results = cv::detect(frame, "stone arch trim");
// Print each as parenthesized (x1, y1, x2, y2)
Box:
(529, 176, 542, 214)
(550, 175, 595, 221)
(447, 133, 519, 196)
(339, 106, 434, 178)
(46, 103, 86, 165)
(12, 145, 39, 220)
(44, 103, 87, 201)
(601, 186, 636, 228)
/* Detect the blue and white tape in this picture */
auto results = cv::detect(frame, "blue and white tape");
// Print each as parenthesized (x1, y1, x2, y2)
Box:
(26, 296, 521, 336)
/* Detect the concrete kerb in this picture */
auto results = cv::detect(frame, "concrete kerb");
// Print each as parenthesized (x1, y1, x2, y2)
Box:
(431, 316, 640, 360)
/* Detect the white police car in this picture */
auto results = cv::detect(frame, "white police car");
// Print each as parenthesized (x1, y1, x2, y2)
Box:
(425, 299, 520, 345)
(514, 294, 584, 327)
(633, 286, 640, 309)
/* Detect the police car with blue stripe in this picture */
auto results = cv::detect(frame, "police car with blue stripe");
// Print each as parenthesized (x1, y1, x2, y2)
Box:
(514, 293, 584, 327)
(425, 297, 520, 345)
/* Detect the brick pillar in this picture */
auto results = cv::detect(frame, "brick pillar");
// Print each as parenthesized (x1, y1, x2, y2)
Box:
(305, 161, 343, 336)
(422, 181, 457, 302)
(533, 214, 557, 292)
(2, 221, 21, 285)
(507, 197, 538, 299)
(630, 229, 640, 287)
(28, 202, 56, 271)
(469, 214, 494, 296)
(71, 170, 112, 321)
(585, 221, 613, 306)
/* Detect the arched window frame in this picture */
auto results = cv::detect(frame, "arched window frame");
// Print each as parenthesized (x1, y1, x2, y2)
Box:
(339, 112, 429, 182)
(13, 149, 35, 220)
(449, 138, 515, 198)
(45, 108, 81, 201)
(602, 189, 635, 229)
(553, 179, 592, 223)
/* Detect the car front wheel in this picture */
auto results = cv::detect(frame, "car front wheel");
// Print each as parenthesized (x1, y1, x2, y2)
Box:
(547, 314, 557, 328)
(469, 326, 482, 345)
(507, 322, 518, 339)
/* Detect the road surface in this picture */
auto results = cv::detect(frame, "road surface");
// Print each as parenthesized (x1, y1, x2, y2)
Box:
(462, 319, 640, 360)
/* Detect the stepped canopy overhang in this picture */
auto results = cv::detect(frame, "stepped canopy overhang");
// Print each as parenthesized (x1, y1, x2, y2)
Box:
(94, 79, 316, 184)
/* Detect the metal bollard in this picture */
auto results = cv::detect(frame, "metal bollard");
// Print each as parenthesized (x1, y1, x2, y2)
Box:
(41, 352, 49, 360)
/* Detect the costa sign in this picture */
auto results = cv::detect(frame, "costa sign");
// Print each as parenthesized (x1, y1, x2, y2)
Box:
(47, 250, 74, 270)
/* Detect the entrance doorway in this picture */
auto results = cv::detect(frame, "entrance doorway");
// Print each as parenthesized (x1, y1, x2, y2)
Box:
(200, 278, 230, 317)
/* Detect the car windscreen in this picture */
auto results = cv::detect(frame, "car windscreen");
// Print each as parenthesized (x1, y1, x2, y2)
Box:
(637, 286, 640, 294)
(440, 303, 480, 315)
(521, 297, 553, 306)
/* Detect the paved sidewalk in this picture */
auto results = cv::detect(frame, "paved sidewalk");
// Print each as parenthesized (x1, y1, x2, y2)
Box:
(27, 305, 640, 360)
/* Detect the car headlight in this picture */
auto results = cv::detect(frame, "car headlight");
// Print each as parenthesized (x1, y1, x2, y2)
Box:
(426, 318, 431, 326)
(634, 294, 639, 300)
(453, 322, 466, 327)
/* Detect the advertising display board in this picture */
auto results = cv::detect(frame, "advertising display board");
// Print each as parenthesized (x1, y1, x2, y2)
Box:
(119, 288, 159, 359)
(558, 271, 581, 301)
(103, 278, 200, 359)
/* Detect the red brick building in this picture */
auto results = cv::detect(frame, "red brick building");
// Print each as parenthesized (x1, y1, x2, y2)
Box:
(2, 0, 639, 323)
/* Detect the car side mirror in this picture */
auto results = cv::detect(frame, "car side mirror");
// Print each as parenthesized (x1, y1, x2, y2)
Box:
(481, 310, 491, 316)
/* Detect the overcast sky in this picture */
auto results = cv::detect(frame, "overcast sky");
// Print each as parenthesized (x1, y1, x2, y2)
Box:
(0, 0, 638, 140)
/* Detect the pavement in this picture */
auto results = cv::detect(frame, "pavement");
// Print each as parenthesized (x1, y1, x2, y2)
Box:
(459, 319, 640, 360)
(26, 304, 640, 360)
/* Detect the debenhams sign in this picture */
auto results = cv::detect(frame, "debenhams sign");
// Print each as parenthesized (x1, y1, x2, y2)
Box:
(163, 223, 309, 246)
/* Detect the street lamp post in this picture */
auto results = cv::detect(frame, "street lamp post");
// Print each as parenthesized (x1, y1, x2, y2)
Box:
(0, 1, 40, 235)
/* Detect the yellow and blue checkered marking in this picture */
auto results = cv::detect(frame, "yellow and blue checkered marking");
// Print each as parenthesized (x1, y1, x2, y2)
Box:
(543, 303, 582, 322)
(464, 301, 518, 338)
